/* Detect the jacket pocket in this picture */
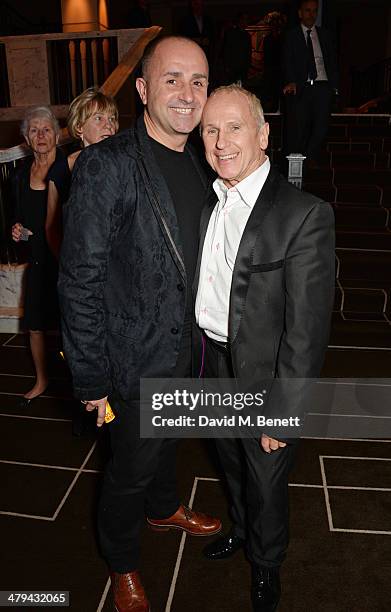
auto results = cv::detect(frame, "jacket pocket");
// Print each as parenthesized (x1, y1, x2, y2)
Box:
(250, 259, 284, 273)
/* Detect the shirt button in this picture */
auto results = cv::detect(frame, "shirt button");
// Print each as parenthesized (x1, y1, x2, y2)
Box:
(177, 283, 184, 291)
(171, 327, 179, 335)
(208, 275, 213, 283)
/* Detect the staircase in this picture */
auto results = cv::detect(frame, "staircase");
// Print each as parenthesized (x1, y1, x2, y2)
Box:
(302, 114, 391, 349)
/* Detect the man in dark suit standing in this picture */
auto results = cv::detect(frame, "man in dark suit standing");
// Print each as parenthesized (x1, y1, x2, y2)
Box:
(58, 36, 221, 612)
(196, 84, 335, 611)
(179, 0, 214, 59)
(282, 0, 338, 166)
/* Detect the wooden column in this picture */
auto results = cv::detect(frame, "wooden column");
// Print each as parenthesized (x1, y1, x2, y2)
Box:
(61, 0, 109, 33)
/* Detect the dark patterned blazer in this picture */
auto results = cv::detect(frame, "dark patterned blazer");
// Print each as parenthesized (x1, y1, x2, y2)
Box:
(58, 116, 207, 401)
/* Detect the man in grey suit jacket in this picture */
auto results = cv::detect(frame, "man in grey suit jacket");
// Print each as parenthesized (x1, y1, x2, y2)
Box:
(196, 84, 335, 611)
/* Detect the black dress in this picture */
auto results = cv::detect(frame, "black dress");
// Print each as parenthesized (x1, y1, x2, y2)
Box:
(12, 155, 61, 331)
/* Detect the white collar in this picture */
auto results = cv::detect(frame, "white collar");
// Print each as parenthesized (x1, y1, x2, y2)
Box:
(213, 157, 270, 209)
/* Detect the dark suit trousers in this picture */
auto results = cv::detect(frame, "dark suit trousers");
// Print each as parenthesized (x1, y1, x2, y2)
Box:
(204, 336, 297, 568)
(98, 331, 191, 572)
(286, 81, 333, 161)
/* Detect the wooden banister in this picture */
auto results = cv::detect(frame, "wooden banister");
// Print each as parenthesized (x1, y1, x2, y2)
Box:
(0, 25, 162, 159)
(99, 25, 161, 98)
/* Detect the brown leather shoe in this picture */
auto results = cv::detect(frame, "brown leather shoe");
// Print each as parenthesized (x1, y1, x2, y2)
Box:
(110, 571, 150, 612)
(147, 504, 222, 536)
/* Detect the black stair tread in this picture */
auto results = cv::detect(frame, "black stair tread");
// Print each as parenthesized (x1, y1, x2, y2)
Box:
(336, 250, 391, 282)
(341, 311, 387, 321)
(336, 236, 391, 249)
(335, 185, 382, 204)
(333, 170, 391, 186)
(336, 234, 391, 250)
(329, 313, 391, 348)
(333, 205, 388, 228)
(337, 286, 387, 314)
(330, 115, 390, 126)
(339, 279, 391, 294)
(349, 125, 391, 138)
(327, 142, 371, 152)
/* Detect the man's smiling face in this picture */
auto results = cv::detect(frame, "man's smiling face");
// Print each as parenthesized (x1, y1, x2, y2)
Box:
(136, 38, 209, 147)
(201, 90, 269, 187)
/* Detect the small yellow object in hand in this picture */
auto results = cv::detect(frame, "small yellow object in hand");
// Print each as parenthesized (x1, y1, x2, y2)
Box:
(105, 401, 115, 423)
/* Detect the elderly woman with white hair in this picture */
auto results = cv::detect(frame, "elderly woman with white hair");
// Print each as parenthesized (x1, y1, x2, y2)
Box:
(11, 105, 62, 406)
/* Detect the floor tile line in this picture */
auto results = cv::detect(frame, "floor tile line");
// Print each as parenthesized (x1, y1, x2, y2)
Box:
(319, 456, 334, 531)
(0, 392, 73, 400)
(320, 455, 391, 461)
(317, 381, 391, 388)
(2, 334, 17, 347)
(289, 483, 323, 488)
(302, 436, 391, 442)
(0, 459, 101, 472)
(308, 413, 391, 419)
(165, 477, 199, 612)
(51, 442, 98, 521)
(328, 345, 391, 351)
(0, 510, 53, 521)
(327, 485, 391, 492)
(3, 345, 29, 349)
(96, 578, 111, 612)
(0, 373, 67, 380)
(0, 413, 72, 422)
(331, 527, 391, 535)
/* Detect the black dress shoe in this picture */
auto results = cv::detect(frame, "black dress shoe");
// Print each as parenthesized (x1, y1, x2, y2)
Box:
(203, 531, 244, 560)
(251, 566, 281, 612)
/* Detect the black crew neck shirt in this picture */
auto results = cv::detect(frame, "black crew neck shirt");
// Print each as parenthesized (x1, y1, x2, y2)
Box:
(150, 138, 205, 328)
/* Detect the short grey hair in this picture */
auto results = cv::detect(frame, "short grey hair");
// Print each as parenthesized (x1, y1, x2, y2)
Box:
(20, 106, 60, 138)
(207, 84, 265, 128)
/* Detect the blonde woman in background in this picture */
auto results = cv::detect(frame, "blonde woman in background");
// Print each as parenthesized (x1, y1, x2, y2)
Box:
(45, 88, 119, 258)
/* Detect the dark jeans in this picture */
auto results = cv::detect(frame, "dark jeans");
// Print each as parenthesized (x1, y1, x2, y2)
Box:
(204, 335, 297, 568)
(98, 328, 191, 572)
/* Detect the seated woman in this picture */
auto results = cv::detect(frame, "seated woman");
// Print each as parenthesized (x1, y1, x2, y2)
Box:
(11, 106, 61, 404)
(46, 88, 119, 258)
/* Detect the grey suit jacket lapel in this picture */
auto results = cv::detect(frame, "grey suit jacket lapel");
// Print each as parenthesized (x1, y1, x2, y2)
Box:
(229, 166, 279, 344)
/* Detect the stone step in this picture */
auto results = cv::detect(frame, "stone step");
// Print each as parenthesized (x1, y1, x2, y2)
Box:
(334, 286, 387, 315)
(334, 169, 391, 187)
(336, 230, 391, 250)
(335, 185, 382, 204)
(334, 205, 388, 228)
(336, 250, 391, 283)
(329, 313, 391, 347)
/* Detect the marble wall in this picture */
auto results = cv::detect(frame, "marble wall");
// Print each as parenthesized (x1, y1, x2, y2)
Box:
(0, 29, 146, 109)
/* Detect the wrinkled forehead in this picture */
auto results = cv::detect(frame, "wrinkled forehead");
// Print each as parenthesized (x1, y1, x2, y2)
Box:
(28, 116, 55, 129)
(202, 91, 252, 124)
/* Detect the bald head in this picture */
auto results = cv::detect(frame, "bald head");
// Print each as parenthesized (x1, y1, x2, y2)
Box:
(136, 36, 209, 150)
(141, 35, 207, 80)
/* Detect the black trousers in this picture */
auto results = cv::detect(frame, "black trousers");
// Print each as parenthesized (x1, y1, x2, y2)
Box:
(98, 329, 191, 572)
(204, 336, 298, 568)
(285, 81, 333, 162)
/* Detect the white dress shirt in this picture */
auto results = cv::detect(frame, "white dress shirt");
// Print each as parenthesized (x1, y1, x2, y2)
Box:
(195, 158, 270, 342)
(301, 24, 328, 82)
